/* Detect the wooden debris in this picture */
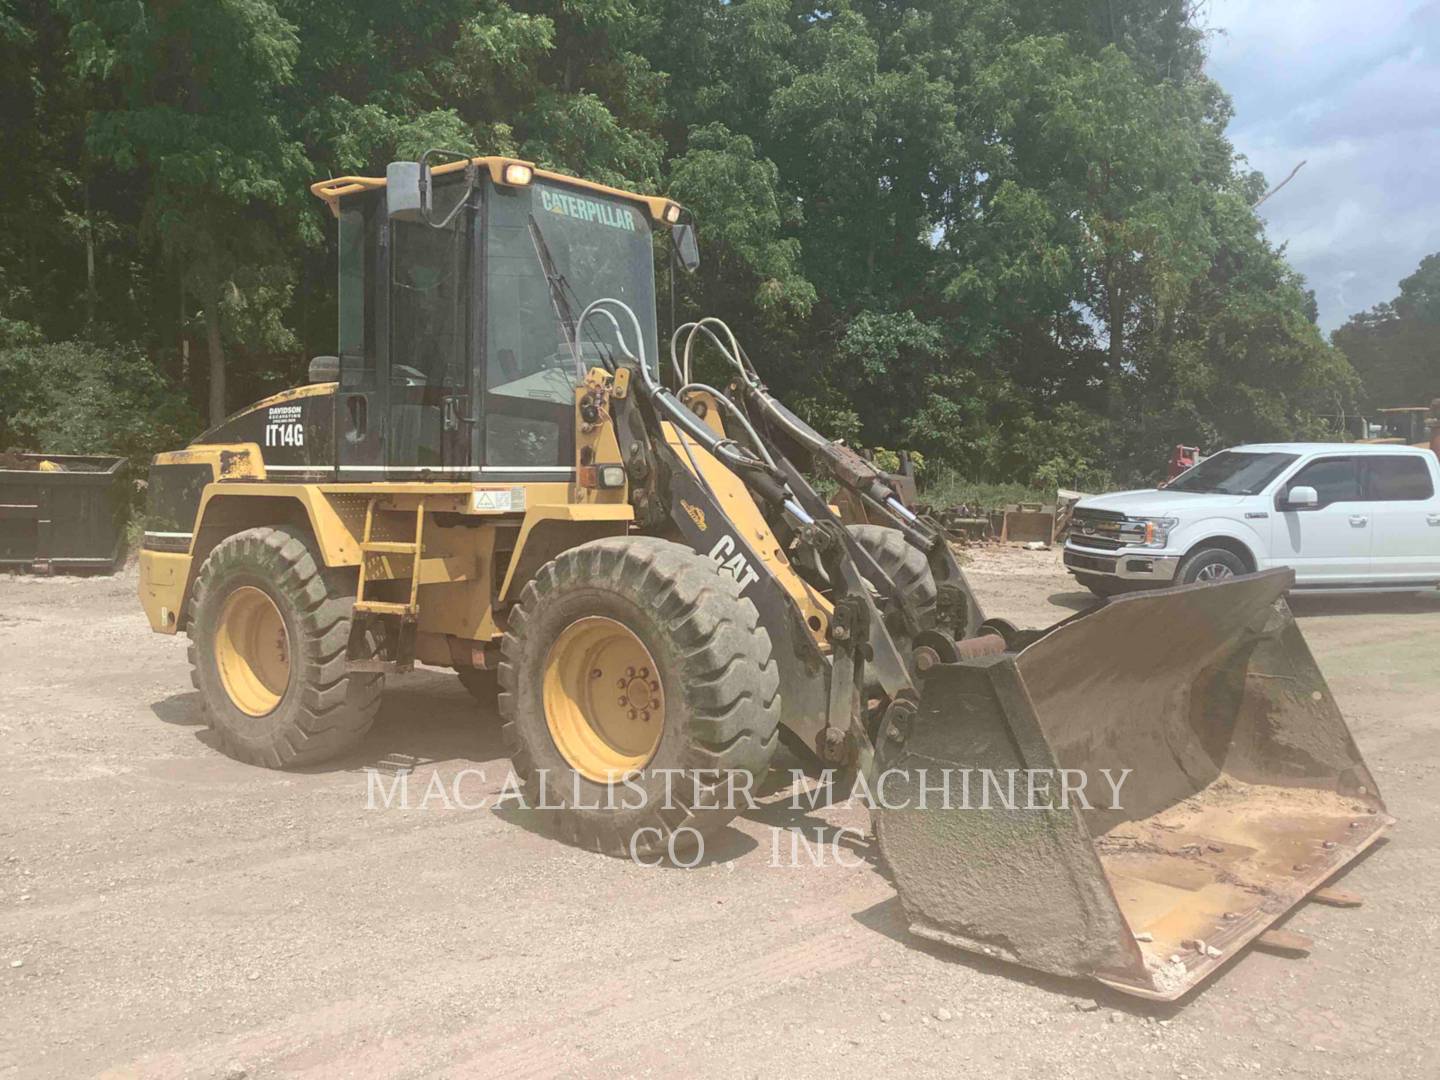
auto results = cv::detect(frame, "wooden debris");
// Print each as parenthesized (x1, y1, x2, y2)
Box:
(1311, 887, 1363, 908)
(1255, 929, 1313, 956)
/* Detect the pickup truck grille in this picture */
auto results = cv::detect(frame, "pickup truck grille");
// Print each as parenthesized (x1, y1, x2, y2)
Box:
(1069, 509, 1130, 550)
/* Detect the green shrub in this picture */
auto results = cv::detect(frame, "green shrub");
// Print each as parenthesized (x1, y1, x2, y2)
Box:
(917, 468, 1036, 511)
(0, 338, 199, 482)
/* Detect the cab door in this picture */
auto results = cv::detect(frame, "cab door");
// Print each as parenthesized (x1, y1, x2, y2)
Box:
(335, 200, 384, 479)
(1271, 456, 1372, 583)
(385, 180, 475, 478)
(1364, 454, 1440, 581)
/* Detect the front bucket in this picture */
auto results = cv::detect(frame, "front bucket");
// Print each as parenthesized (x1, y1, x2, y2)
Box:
(874, 569, 1391, 1000)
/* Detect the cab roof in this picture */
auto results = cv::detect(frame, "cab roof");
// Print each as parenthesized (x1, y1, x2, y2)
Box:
(1229, 442, 1432, 456)
(309, 155, 677, 225)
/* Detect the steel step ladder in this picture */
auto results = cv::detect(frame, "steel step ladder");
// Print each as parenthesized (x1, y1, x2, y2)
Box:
(348, 500, 424, 672)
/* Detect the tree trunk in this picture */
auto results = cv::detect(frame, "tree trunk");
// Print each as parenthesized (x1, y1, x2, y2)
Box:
(84, 183, 96, 330)
(178, 271, 188, 384)
(1106, 274, 1123, 372)
(204, 294, 225, 426)
(1105, 260, 1123, 419)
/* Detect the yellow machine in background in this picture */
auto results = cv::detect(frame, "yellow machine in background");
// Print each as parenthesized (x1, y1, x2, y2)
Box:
(139, 154, 1390, 1000)
(1360, 400, 1440, 451)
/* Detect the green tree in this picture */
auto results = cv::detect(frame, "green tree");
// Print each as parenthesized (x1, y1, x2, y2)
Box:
(0, 0, 1361, 487)
(63, 0, 310, 424)
(0, 338, 198, 472)
(1334, 253, 1440, 410)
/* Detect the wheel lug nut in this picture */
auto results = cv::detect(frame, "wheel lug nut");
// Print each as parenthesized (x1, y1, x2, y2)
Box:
(590, 668, 602, 679)
(649, 680, 660, 693)
(616, 678, 627, 689)
(618, 696, 628, 706)
(628, 709, 638, 720)
(638, 667, 650, 679)
(640, 709, 651, 723)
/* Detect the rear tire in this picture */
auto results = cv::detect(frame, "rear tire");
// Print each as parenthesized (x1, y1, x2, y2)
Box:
(498, 537, 781, 857)
(187, 525, 382, 768)
(1177, 547, 1248, 585)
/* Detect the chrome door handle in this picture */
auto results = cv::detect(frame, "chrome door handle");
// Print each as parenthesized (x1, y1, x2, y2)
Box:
(1428, 514, 1440, 527)
(1349, 515, 1368, 527)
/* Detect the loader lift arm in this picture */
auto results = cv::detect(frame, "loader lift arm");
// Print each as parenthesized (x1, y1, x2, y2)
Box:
(575, 300, 930, 780)
(667, 318, 987, 644)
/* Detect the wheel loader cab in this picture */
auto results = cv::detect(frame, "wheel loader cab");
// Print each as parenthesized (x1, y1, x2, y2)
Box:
(334, 166, 661, 481)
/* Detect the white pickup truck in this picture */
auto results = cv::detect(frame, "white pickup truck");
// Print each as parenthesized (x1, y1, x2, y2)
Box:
(1063, 442, 1440, 595)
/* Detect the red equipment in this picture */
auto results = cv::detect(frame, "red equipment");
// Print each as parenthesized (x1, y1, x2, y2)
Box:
(1167, 444, 1200, 481)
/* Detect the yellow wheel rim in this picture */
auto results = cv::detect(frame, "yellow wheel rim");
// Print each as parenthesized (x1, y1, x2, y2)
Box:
(214, 586, 291, 717)
(543, 617, 665, 783)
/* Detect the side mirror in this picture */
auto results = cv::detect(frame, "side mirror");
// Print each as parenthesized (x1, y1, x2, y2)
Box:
(386, 160, 429, 221)
(672, 222, 700, 273)
(1286, 485, 1319, 509)
(309, 355, 340, 383)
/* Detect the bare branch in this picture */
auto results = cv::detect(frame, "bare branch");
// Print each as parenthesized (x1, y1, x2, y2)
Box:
(1254, 160, 1307, 208)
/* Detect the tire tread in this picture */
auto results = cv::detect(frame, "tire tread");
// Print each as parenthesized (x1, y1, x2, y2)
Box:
(187, 524, 381, 768)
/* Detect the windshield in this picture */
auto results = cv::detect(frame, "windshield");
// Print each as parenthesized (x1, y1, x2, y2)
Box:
(1166, 451, 1299, 495)
(485, 179, 658, 407)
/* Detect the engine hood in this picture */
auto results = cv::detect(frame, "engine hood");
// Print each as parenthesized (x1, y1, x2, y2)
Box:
(1076, 488, 1252, 518)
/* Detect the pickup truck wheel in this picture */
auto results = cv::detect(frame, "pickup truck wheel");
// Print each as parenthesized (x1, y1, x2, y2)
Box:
(1177, 547, 1247, 585)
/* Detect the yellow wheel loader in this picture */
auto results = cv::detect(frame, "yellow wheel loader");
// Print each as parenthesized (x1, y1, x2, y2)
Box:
(138, 153, 1391, 1000)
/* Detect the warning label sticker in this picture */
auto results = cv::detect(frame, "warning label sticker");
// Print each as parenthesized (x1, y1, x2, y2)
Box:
(470, 487, 527, 514)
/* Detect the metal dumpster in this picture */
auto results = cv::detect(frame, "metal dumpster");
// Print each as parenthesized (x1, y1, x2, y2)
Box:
(0, 453, 127, 573)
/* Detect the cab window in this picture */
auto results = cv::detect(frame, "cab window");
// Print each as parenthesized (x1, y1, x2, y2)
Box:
(1286, 457, 1360, 507)
(389, 181, 471, 467)
(482, 178, 657, 469)
(1366, 455, 1435, 501)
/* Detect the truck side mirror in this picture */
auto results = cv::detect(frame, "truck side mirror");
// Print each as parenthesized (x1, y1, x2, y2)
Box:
(1285, 485, 1319, 509)
(386, 160, 429, 222)
(672, 222, 700, 273)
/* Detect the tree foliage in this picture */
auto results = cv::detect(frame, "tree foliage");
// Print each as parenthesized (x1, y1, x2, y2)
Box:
(1333, 253, 1440, 411)
(0, 338, 197, 473)
(0, 0, 1360, 488)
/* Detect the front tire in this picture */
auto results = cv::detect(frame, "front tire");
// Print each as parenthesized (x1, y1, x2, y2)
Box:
(845, 524, 937, 629)
(498, 537, 781, 856)
(1176, 547, 1248, 585)
(187, 525, 382, 768)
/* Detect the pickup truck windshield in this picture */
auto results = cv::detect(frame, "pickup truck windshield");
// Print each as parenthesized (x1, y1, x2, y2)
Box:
(1167, 451, 1298, 495)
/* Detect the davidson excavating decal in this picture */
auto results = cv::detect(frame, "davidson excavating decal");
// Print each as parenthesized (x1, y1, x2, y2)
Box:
(539, 187, 638, 232)
(264, 404, 305, 448)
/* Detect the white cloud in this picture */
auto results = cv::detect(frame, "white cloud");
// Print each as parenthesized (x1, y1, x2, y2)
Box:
(1204, 0, 1440, 329)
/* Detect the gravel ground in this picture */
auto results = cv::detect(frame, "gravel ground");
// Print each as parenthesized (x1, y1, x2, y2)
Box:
(1, 547, 1437, 1079)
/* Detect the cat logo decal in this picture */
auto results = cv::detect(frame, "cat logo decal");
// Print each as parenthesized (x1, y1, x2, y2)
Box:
(707, 534, 760, 592)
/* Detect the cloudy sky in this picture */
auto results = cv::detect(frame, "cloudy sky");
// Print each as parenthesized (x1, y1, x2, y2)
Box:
(1204, 0, 1440, 331)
